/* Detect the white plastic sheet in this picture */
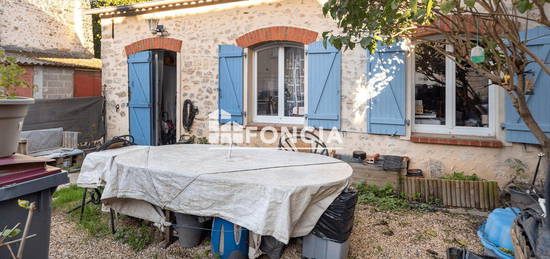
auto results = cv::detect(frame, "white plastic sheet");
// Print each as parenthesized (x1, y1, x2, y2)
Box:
(77, 144, 352, 243)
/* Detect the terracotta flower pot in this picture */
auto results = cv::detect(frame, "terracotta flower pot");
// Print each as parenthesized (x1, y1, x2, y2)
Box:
(0, 97, 34, 157)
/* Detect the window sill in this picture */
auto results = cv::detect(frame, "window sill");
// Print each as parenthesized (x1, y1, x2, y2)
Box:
(244, 123, 304, 132)
(410, 134, 503, 148)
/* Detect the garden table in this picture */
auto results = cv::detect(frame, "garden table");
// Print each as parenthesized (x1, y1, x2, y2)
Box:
(77, 144, 352, 243)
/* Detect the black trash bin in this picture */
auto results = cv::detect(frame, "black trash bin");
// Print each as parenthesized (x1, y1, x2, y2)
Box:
(311, 187, 358, 243)
(303, 187, 358, 259)
(0, 156, 68, 259)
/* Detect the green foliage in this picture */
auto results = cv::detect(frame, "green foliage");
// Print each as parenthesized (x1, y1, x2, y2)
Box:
(90, 0, 150, 57)
(72, 204, 111, 237)
(53, 185, 154, 251)
(0, 50, 33, 97)
(355, 182, 444, 211)
(440, 171, 483, 181)
(322, 0, 436, 52)
(0, 227, 21, 239)
(114, 224, 154, 251)
(0, 199, 36, 246)
(17, 199, 32, 210)
(52, 184, 84, 210)
(355, 183, 409, 210)
(514, 0, 534, 13)
(322, 0, 543, 53)
(0, 199, 35, 245)
(410, 192, 423, 201)
(505, 158, 528, 177)
(440, 0, 455, 14)
(464, 0, 476, 8)
(54, 185, 110, 237)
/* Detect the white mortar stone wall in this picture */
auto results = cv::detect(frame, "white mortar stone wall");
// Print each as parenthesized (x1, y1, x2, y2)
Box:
(0, 0, 93, 56)
(41, 67, 74, 99)
(99, 0, 546, 185)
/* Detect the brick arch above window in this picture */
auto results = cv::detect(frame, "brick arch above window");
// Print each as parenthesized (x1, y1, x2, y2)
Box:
(124, 37, 182, 56)
(235, 26, 318, 48)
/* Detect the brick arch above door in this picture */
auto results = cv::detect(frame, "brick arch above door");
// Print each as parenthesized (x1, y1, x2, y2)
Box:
(124, 37, 182, 56)
(235, 26, 318, 48)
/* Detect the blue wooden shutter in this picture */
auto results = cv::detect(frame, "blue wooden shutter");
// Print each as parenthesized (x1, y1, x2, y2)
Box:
(505, 27, 550, 144)
(367, 43, 406, 136)
(218, 45, 244, 124)
(128, 51, 153, 145)
(306, 41, 341, 129)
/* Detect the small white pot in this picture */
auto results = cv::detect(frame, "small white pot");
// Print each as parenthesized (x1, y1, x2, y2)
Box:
(0, 97, 34, 157)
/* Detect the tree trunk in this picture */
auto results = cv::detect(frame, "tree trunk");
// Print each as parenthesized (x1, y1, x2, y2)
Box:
(513, 93, 550, 227)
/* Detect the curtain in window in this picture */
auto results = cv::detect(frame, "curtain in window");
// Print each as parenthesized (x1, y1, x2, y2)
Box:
(284, 47, 305, 117)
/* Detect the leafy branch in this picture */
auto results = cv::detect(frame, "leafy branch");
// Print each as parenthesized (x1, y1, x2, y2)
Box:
(0, 50, 33, 98)
(0, 200, 37, 259)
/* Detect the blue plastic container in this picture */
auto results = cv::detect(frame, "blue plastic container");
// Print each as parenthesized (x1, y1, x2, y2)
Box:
(211, 218, 248, 259)
(477, 207, 520, 259)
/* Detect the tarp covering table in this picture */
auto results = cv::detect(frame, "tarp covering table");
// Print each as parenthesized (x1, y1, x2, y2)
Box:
(77, 144, 352, 243)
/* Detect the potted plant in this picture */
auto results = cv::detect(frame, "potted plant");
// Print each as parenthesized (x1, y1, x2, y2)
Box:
(0, 50, 34, 157)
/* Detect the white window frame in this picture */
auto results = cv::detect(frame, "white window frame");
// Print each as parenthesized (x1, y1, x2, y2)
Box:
(413, 44, 497, 136)
(252, 43, 306, 125)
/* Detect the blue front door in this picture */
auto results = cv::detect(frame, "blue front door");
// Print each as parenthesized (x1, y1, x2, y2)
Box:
(128, 51, 153, 145)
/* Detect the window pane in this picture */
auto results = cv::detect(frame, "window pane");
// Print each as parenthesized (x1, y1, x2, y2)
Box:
(256, 47, 278, 116)
(455, 64, 489, 127)
(414, 43, 446, 125)
(284, 47, 305, 117)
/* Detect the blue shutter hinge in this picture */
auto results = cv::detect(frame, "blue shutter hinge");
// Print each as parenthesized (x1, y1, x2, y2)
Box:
(501, 123, 507, 129)
(242, 111, 247, 116)
(405, 119, 410, 125)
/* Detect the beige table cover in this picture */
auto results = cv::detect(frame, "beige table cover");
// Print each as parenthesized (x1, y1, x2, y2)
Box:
(77, 144, 352, 243)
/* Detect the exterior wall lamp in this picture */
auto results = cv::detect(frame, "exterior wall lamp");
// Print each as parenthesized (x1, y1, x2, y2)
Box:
(147, 19, 168, 37)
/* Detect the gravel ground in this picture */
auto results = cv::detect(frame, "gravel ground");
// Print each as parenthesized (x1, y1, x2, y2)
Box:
(49, 204, 485, 259)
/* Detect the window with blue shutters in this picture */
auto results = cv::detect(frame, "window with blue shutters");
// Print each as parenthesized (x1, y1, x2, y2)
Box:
(128, 51, 154, 145)
(306, 41, 341, 129)
(218, 41, 342, 129)
(505, 26, 550, 144)
(218, 45, 245, 124)
(367, 43, 407, 136)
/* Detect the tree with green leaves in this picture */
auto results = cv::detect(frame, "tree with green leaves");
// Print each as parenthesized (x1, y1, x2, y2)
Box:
(322, 0, 550, 245)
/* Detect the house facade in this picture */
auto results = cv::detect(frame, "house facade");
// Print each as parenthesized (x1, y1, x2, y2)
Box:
(89, 0, 549, 184)
(1, 0, 102, 99)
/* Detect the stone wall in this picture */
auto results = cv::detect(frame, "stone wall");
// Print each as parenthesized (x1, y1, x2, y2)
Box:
(99, 0, 546, 185)
(0, 0, 93, 57)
